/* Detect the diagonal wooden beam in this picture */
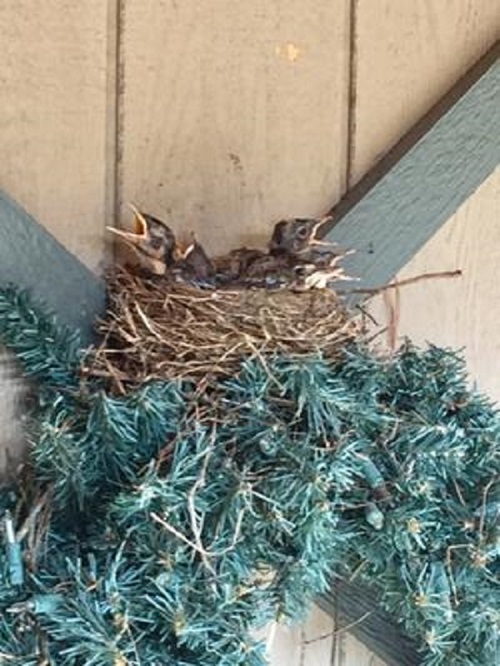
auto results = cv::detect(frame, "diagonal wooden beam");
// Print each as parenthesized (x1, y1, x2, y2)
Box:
(324, 41, 500, 294)
(0, 192, 105, 343)
(318, 580, 421, 666)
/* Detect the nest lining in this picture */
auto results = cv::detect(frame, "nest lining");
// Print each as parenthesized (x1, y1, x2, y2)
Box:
(85, 268, 361, 393)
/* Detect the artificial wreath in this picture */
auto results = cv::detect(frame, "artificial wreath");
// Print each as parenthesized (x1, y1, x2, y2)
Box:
(0, 214, 498, 665)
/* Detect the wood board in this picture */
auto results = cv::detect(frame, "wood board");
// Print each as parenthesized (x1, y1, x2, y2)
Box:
(0, 0, 114, 272)
(119, 0, 350, 254)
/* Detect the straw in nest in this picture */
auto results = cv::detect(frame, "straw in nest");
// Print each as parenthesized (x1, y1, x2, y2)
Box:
(85, 269, 361, 393)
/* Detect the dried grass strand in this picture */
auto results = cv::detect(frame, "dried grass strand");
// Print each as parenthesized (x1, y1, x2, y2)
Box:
(84, 268, 360, 392)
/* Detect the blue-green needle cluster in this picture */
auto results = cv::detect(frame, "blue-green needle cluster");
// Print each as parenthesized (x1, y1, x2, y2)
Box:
(0, 287, 497, 665)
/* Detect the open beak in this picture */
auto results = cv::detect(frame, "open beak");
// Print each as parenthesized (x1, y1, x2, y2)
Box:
(106, 203, 149, 248)
(106, 204, 168, 276)
(310, 215, 333, 241)
(306, 215, 338, 248)
(173, 230, 196, 261)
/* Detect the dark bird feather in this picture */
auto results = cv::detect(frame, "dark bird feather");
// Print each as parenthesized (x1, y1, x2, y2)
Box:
(174, 235, 215, 282)
(214, 248, 267, 282)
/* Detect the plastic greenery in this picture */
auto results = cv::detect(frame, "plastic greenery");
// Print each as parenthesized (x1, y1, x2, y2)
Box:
(0, 286, 498, 665)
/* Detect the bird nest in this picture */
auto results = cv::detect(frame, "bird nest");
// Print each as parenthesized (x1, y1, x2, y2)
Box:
(85, 268, 361, 393)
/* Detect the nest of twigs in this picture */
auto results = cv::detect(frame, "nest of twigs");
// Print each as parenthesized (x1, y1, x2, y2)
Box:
(85, 268, 361, 393)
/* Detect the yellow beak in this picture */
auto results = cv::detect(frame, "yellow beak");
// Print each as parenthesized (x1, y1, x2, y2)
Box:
(106, 203, 149, 247)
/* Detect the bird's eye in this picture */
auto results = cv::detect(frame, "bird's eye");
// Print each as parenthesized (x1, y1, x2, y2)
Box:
(148, 236, 164, 250)
(296, 225, 310, 238)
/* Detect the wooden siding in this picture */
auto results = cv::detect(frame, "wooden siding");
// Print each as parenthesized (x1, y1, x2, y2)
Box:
(0, 1, 113, 272)
(119, 1, 350, 254)
(0, 2, 499, 665)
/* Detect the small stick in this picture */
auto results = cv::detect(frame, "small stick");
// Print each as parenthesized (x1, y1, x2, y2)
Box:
(16, 491, 50, 542)
(187, 443, 217, 576)
(355, 302, 379, 327)
(478, 478, 496, 543)
(150, 512, 211, 559)
(339, 269, 462, 296)
(384, 285, 400, 354)
(243, 335, 282, 389)
(302, 611, 372, 645)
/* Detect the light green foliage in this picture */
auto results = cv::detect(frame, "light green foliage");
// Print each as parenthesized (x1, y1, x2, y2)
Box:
(0, 287, 498, 665)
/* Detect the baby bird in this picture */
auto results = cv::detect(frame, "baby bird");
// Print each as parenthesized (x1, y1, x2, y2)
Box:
(107, 204, 176, 276)
(269, 217, 332, 257)
(174, 234, 215, 282)
(214, 247, 267, 283)
(268, 216, 354, 289)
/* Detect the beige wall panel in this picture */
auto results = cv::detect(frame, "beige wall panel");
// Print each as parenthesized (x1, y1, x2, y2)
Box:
(370, 168, 500, 401)
(120, 1, 350, 254)
(333, 631, 387, 666)
(267, 604, 335, 666)
(0, 1, 112, 271)
(267, 603, 389, 666)
(351, 0, 500, 184)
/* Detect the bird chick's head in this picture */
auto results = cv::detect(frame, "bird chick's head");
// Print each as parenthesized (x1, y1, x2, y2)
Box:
(173, 233, 215, 281)
(269, 216, 332, 256)
(107, 204, 177, 276)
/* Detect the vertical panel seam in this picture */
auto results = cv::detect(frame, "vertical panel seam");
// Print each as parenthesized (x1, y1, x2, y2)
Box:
(105, 0, 125, 254)
(299, 625, 306, 666)
(346, 0, 359, 191)
(114, 0, 126, 229)
(105, 0, 119, 252)
(330, 594, 339, 666)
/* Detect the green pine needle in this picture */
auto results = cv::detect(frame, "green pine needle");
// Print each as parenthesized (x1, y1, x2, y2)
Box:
(0, 287, 498, 666)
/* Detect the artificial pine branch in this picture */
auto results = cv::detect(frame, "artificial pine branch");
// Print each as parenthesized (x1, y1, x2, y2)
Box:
(0, 288, 498, 665)
(0, 286, 81, 392)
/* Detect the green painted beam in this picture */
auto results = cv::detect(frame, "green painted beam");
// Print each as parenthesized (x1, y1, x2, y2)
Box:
(325, 41, 500, 294)
(318, 580, 421, 666)
(0, 192, 105, 343)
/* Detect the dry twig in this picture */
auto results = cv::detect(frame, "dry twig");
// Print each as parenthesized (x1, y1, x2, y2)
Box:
(84, 268, 360, 392)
